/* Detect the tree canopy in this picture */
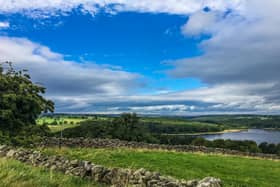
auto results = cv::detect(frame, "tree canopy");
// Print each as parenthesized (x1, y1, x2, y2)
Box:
(0, 62, 54, 134)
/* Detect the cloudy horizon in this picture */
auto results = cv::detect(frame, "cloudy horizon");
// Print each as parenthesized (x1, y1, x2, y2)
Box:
(1, 0, 280, 115)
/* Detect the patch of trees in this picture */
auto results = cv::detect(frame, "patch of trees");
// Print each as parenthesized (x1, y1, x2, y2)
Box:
(259, 142, 280, 155)
(155, 134, 196, 145)
(192, 115, 280, 129)
(190, 138, 260, 153)
(191, 138, 280, 155)
(0, 62, 54, 145)
(144, 122, 224, 134)
(59, 113, 157, 143)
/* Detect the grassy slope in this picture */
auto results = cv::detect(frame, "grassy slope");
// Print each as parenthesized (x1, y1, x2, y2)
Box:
(36, 117, 86, 125)
(141, 117, 221, 127)
(48, 123, 81, 133)
(41, 147, 280, 187)
(0, 158, 103, 187)
(37, 117, 85, 133)
(37, 116, 227, 134)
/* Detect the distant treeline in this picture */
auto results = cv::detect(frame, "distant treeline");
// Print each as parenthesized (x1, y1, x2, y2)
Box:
(144, 122, 224, 134)
(57, 113, 280, 155)
(190, 115, 280, 129)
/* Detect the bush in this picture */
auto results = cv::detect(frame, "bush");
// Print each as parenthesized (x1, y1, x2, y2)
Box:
(0, 124, 49, 147)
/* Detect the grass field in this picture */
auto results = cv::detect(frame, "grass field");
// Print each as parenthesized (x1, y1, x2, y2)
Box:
(37, 116, 86, 125)
(0, 158, 103, 187)
(36, 116, 87, 133)
(141, 117, 221, 127)
(47, 123, 81, 133)
(41, 147, 280, 187)
(36, 116, 113, 133)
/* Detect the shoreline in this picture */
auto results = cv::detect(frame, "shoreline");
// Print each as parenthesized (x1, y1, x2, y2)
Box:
(163, 129, 247, 136)
(263, 128, 280, 131)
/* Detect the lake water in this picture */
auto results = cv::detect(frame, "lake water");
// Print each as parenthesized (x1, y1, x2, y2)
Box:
(202, 129, 280, 144)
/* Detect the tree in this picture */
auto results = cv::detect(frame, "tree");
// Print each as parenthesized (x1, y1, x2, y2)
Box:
(0, 62, 54, 134)
(109, 113, 155, 142)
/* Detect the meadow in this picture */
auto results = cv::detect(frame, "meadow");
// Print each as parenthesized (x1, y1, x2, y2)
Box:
(36, 116, 90, 133)
(37, 116, 111, 133)
(0, 158, 103, 187)
(41, 147, 280, 187)
(36, 116, 87, 125)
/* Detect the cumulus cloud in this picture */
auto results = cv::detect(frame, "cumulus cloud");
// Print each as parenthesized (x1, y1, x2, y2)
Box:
(181, 11, 217, 36)
(1, 33, 279, 114)
(0, 0, 243, 18)
(167, 0, 280, 113)
(0, 36, 142, 98)
(48, 82, 280, 114)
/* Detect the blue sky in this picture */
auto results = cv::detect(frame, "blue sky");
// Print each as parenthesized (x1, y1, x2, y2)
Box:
(4, 12, 204, 93)
(1, 1, 280, 115)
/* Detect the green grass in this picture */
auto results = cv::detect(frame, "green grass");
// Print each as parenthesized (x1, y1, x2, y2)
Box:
(41, 147, 280, 187)
(37, 116, 86, 125)
(0, 157, 104, 187)
(37, 116, 114, 133)
(36, 116, 88, 133)
(48, 123, 81, 133)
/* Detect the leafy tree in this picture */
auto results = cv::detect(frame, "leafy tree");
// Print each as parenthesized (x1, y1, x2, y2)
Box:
(191, 137, 208, 146)
(0, 62, 54, 134)
(110, 113, 143, 141)
(60, 113, 157, 143)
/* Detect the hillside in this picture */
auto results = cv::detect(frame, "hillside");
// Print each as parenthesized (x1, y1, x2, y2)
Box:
(39, 147, 280, 187)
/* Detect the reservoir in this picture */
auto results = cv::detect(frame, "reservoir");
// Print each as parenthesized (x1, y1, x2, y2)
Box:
(202, 129, 280, 144)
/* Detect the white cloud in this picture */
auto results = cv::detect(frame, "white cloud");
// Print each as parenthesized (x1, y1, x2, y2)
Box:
(0, 36, 141, 99)
(129, 105, 190, 112)
(0, 21, 9, 29)
(48, 81, 280, 114)
(181, 11, 217, 36)
(0, 0, 243, 18)
(167, 0, 280, 114)
(5, 39, 272, 114)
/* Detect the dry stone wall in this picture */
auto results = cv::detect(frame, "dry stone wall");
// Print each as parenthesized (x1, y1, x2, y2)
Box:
(0, 145, 221, 187)
(38, 137, 280, 160)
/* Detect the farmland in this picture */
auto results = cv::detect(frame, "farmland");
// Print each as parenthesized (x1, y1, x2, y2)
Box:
(40, 147, 280, 187)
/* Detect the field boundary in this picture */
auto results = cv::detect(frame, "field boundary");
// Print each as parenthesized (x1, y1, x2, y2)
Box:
(0, 145, 221, 187)
(37, 137, 280, 160)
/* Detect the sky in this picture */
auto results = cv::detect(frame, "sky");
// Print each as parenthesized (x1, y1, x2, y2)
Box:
(1, 0, 280, 115)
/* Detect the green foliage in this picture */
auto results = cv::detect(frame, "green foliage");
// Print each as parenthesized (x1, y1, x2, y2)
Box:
(42, 147, 280, 187)
(141, 117, 224, 134)
(191, 138, 261, 153)
(0, 124, 50, 147)
(155, 134, 196, 145)
(191, 115, 280, 129)
(0, 62, 54, 134)
(259, 142, 280, 155)
(109, 113, 156, 142)
(59, 113, 158, 143)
